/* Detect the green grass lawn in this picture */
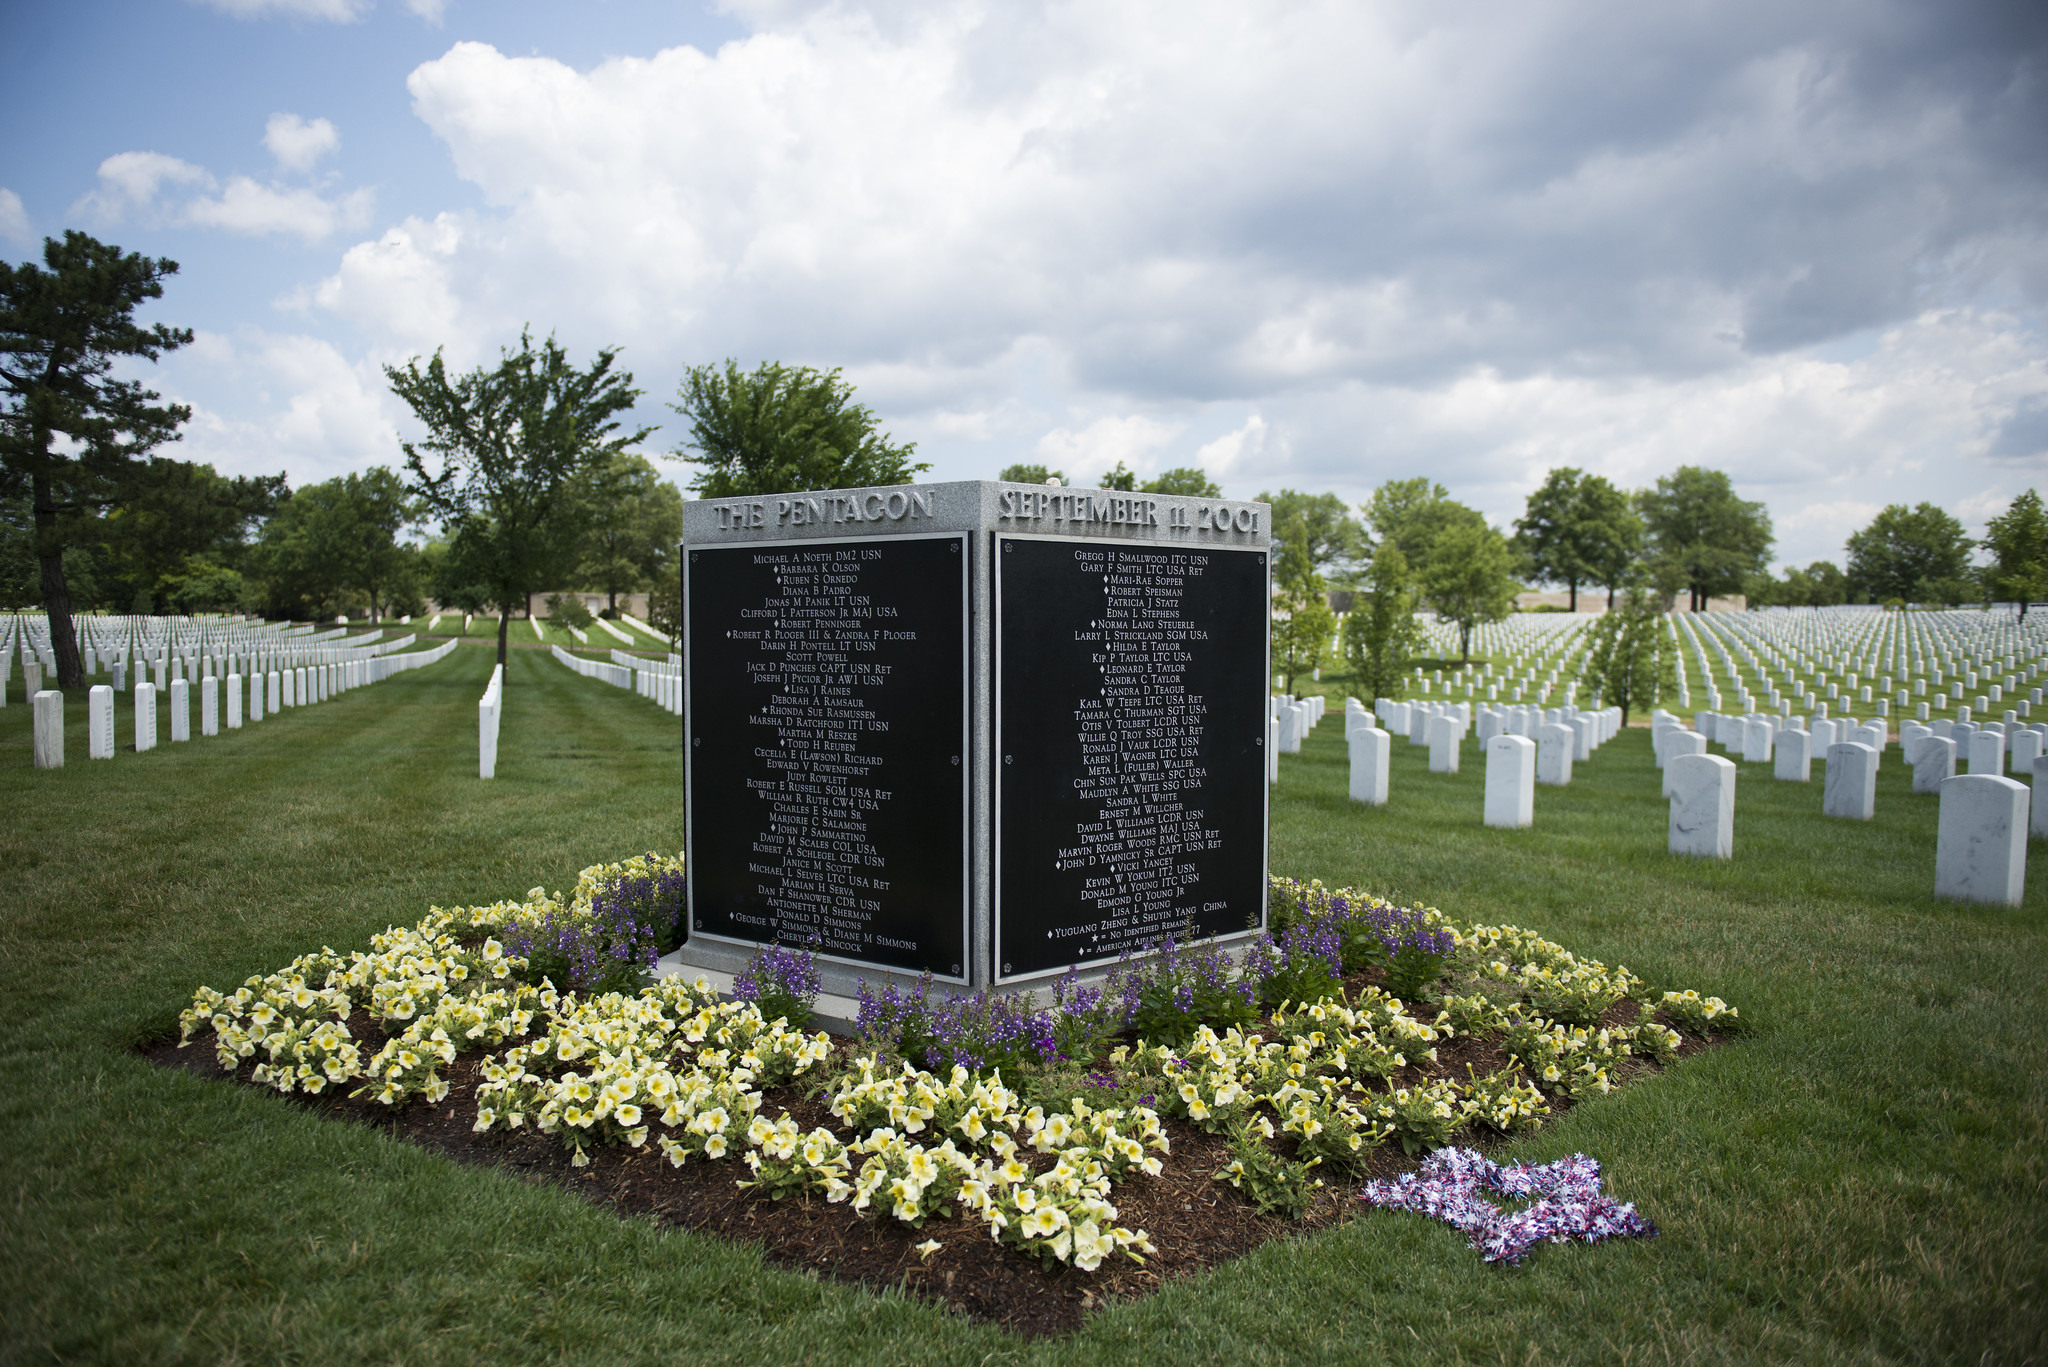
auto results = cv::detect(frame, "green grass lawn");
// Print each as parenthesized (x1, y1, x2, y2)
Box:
(1, 658, 2043, 1364)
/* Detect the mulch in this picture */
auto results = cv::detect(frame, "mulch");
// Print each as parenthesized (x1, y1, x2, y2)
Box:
(142, 969, 1724, 1338)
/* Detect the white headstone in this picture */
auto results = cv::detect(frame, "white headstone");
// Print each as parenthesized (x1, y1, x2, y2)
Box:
(1427, 714, 1460, 774)
(134, 681, 156, 752)
(1349, 726, 1391, 805)
(1742, 718, 1774, 764)
(1650, 722, 1679, 769)
(88, 684, 114, 760)
(1773, 727, 1811, 782)
(2034, 756, 2048, 840)
(1277, 704, 1300, 755)
(1822, 742, 1878, 819)
(1408, 704, 1431, 747)
(1668, 753, 1735, 859)
(1913, 735, 1956, 796)
(201, 674, 219, 737)
(2011, 728, 2043, 776)
(1267, 716, 1279, 783)
(1570, 715, 1594, 761)
(169, 677, 190, 742)
(1662, 731, 1707, 796)
(1476, 710, 1501, 743)
(32, 689, 63, 769)
(1935, 774, 2029, 907)
(1968, 729, 2005, 776)
(226, 672, 243, 729)
(1535, 722, 1574, 786)
(267, 671, 282, 714)
(1484, 734, 1535, 829)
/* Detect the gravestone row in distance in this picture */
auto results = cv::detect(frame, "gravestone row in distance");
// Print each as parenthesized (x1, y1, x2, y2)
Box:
(679, 480, 1272, 997)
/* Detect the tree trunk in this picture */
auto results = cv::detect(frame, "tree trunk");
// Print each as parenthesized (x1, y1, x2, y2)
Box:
(1568, 578, 1578, 612)
(497, 610, 510, 667)
(608, 587, 618, 616)
(1607, 584, 1617, 611)
(1459, 623, 1472, 666)
(31, 467, 83, 689)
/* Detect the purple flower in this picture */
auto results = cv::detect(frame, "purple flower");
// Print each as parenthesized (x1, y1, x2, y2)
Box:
(1360, 1148, 1657, 1265)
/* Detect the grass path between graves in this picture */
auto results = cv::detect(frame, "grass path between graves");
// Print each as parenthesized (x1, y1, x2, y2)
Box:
(1, 660, 2044, 1365)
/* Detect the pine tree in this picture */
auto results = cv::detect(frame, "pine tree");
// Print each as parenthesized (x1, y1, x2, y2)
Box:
(1, 232, 192, 687)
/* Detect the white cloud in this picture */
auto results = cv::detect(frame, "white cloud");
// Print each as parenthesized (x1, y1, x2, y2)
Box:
(400, 0, 447, 22)
(0, 189, 29, 246)
(163, 330, 405, 486)
(275, 2, 2045, 567)
(263, 113, 340, 173)
(73, 151, 212, 223)
(195, 0, 368, 20)
(314, 216, 471, 358)
(73, 133, 369, 242)
(1194, 416, 1272, 481)
(185, 178, 373, 242)
(1034, 416, 1182, 484)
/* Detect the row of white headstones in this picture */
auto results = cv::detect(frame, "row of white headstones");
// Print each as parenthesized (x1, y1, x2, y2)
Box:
(27, 639, 460, 768)
(1646, 709, 2040, 905)
(1269, 693, 1625, 818)
(1388, 606, 2047, 724)
(1283, 687, 2037, 910)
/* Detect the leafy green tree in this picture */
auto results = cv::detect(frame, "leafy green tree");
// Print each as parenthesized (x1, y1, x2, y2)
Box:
(1261, 489, 1368, 585)
(1360, 477, 1488, 584)
(1843, 502, 1973, 604)
(1270, 532, 1336, 694)
(1752, 559, 1849, 608)
(545, 591, 595, 631)
(572, 452, 684, 616)
(646, 572, 681, 649)
(0, 489, 104, 610)
(1515, 467, 1641, 611)
(1418, 520, 1518, 665)
(1142, 467, 1222, 498)
(672, 360, 925, 496)
(1980, 489, 2048, 618)
(1586, 501, 1647, 610)
(99, 458, 282, 615)
(1099, 460, 1139, 491)
(1, 232, 192, 686)
(389, 330, 651, 666)
(257, 466, 419, 621)
(1341, 542, 1426, 702)
(1579, 577, 1673, 723)
(998, 462, 1064, 485)
(420, 537, 493, 616)
(1635, 466, 1773, 612)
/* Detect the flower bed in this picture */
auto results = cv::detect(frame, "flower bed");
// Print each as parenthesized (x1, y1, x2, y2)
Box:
(159, 859, 1738, 1335)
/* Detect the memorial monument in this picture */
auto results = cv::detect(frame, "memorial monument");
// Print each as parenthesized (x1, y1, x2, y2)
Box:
(676, 480, 1271, 998)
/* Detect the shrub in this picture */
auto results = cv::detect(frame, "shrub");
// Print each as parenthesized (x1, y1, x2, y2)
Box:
(545, 593, 595, 631)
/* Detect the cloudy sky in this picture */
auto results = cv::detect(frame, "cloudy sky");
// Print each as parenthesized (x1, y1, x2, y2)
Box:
(4, 0, 2044, 570)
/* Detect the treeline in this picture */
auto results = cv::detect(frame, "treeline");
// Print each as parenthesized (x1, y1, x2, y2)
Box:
(1263, 466, 2048, 694)
(1753, 495, 2048, 609)
(0, 452, 683, 626)
(4, 231, 931, 680)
